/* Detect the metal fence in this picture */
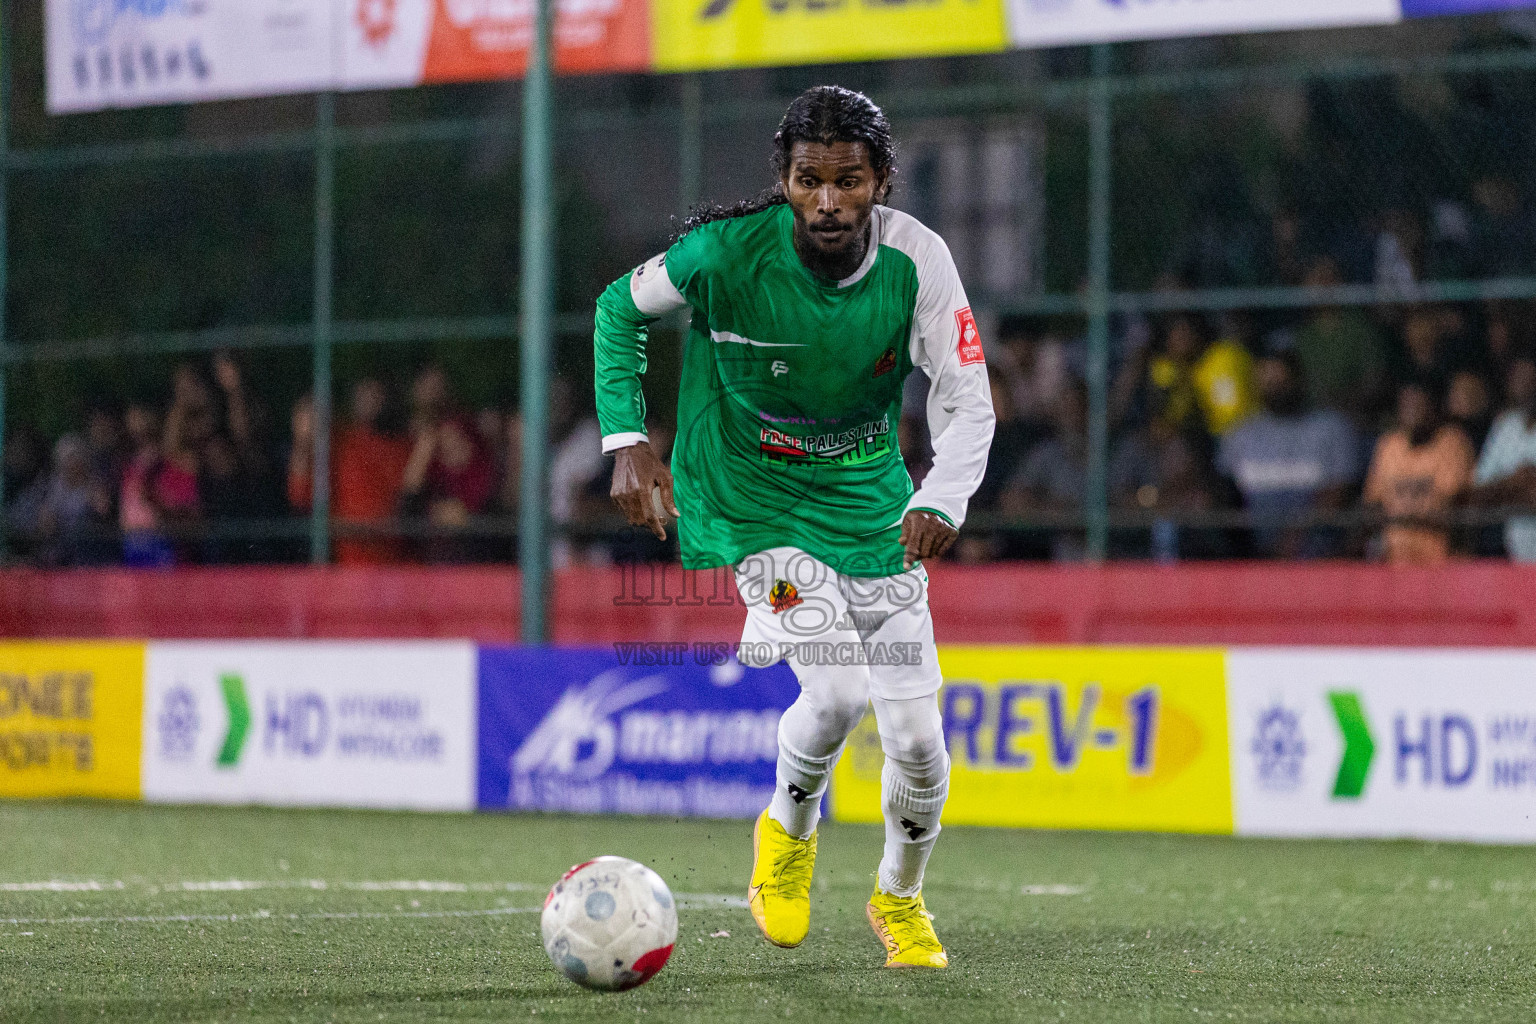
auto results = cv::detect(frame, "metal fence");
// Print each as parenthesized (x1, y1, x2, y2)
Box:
(4, 14, 1536, 618)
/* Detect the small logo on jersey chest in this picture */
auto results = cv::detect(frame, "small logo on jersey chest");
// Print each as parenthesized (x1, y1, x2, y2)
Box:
(956, 307, 984, 366)
(872, 347, 897, 378)
(768, 579, 803, 613)
(771, 360, 789, 377)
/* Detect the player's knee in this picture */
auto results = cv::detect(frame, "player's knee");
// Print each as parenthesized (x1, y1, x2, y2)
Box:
(806, 670, 871, 735)
(877, 701, 949, 786)
(884, 731, 949, 788)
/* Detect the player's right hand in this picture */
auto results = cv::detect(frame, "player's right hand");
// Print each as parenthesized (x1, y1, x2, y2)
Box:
(610, 441, 680, 541)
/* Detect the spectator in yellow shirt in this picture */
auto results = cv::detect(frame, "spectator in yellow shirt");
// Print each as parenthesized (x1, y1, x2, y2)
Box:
(1148, 313, 1259, 439)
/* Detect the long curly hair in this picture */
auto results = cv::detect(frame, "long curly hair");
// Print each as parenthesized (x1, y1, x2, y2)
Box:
(677, 85, 897, 238)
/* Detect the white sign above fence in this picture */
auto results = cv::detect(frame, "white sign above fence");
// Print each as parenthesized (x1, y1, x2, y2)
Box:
(46, 1, 1436, 115)
(46, 1, 337, 114)
(1006, 0, 1401, 50)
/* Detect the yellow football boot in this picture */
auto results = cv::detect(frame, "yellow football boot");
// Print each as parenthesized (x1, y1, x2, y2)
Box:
(866, 887, 948, 968)
(747, 808, 816, 947)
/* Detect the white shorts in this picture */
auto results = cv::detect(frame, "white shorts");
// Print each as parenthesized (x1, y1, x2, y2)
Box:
(731, 546, 943, 701)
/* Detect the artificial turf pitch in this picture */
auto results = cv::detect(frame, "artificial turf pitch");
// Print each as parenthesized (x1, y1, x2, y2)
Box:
(1, 803, 1531, 1022)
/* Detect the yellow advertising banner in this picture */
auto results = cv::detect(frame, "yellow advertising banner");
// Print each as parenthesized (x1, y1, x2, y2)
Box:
(0, 643, 145, 799)
(832, 646, 1233, 833)
(653, 0, 1008, 73)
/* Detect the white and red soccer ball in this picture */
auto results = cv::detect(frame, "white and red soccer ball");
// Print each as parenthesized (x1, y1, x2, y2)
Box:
(541, 856, 677, 992)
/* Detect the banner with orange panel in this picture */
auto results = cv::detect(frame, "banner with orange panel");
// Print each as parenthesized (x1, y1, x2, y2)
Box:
(0, 643, 145, 800)
(651, 0, 1009, 73)
(341, 0, 652, 91)
(831, 646, 1233, 833)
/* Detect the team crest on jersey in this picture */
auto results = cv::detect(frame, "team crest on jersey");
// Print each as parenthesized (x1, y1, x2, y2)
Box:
(768, 579, 803, 614)
(872, 347, 897, 378)
(955, 307, 984, 365)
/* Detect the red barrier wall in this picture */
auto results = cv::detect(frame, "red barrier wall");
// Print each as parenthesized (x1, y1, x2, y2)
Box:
(3, 562, 1536, 647)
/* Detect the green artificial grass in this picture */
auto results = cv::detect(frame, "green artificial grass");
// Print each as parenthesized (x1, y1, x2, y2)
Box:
(1, 802, 1532, 1022)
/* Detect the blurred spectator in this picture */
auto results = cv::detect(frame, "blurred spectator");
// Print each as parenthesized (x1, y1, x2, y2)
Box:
(1146, 313, 1257, 439)
(3, 425, 43, 501)
(548, 377, 607, 568)
(119, 404, 176, 567)
(1483, 302, 1532, 378)
(1363, 383, 1473, 566)
(200, 354, 287, 563)
(3, 426, 45, 557)
(85, 403, 125, 512)
(24, 435, 115, 566)
(476, 407, 508, 483)
(999, 384, 1155, 561)
(1389, 306, 1468, 401)
(1001, 385, 1092, 561)
(1218, 351, 1361, 558)
(288, 378, 412, 565)
(1469, 176, 1536, 277)
(1293, 257, 1386, 422)
(499, 412, 523, 518)
(994, 320, 1070, 435)
(1372, 208, 1424, 298)
(1426, 197, 1475, 280)
(157, 365, 209, 560)
(975, 367, 1031, 511)
(400, 365, 496, 563)
(1122, 431, 1233, 561)
(1146, 314, 1204, 437)
(1446, 369, 1494, 452)
(1469, 354, 1536, 562)
(1269, 209, 1308, 287)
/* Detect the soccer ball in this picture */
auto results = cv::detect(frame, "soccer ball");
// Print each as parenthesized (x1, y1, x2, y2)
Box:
(541, 856, 678, 991)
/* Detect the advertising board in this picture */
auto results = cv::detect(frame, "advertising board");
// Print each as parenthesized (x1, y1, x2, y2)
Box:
(478, 645, 801, 818)
(1229, 648, 1536, 843)
(46, 0, 336, 113)
(1006, 0, 1400, 50)
(142, 642, 477, 810)
(0, 642, 145, 799)
(831, 646, 1234, 834)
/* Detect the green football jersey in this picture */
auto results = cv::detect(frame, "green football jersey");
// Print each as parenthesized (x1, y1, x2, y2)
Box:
(594, 202, 994, 577)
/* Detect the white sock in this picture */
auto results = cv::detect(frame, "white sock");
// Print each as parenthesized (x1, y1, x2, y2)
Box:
(767, 673, 869, 839)
(769, 737, 839, 839)
(877, 763, 948, 896)
(871, 694, 950, 897)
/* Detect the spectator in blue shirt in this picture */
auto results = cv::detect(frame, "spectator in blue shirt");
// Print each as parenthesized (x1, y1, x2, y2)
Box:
(1218, 350, 1361, 558)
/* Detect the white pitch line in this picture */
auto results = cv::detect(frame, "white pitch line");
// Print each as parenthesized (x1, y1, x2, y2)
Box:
(2, 879, 543, 894)
(676, 893, 749, 908)
(0, 880, 746, 906)
(1, 906, 541, 927)
(0, 889, 748, 928)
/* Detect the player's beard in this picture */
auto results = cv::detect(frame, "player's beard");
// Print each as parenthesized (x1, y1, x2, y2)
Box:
(793, 216, 870, 282)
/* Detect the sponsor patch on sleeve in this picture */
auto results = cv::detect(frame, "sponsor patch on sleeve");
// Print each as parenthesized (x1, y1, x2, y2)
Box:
(630, 252, 684, 316)
(955, 307, 984, 366)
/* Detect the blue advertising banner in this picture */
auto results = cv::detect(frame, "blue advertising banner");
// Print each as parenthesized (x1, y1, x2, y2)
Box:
(477, 647, 800, 818)
(1402, 0, 1536, 14)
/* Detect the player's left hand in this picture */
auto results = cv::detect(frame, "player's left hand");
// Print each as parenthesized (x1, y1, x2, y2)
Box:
(899, 510, 958, 570)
